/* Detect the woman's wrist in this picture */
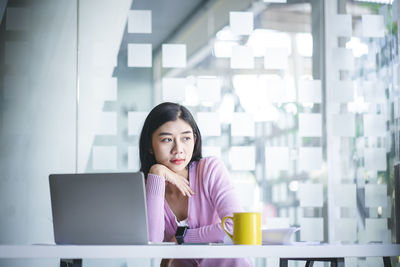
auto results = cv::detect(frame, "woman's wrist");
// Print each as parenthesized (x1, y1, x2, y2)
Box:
(149, 164, 166, 178)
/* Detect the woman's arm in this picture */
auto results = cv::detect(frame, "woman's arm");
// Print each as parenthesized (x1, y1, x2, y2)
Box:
(184, 158, 242, 243)
(146, 164, 195, 242)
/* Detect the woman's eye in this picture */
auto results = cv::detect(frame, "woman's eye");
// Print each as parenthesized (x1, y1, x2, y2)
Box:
(183, 137, 191, 141)
(162, 138, 172, 142)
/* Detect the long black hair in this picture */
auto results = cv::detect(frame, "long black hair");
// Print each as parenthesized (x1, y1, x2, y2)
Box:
(139, 102, 202, 178)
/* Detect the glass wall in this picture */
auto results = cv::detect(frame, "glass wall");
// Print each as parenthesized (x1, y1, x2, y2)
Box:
(0, 0, 398, 266)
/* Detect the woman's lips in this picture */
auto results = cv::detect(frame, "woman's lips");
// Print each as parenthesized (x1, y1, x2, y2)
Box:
(171, 159, 185, 165)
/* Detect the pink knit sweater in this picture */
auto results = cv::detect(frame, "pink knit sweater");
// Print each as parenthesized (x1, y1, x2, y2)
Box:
(145, 157, 252, 266)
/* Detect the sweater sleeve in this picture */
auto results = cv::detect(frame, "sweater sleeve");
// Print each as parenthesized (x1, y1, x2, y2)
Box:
(145, 174, 166, 242)
(184, 157, 242, 243)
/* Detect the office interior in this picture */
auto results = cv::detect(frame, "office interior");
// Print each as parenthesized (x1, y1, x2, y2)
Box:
(0, 0, 399, 266)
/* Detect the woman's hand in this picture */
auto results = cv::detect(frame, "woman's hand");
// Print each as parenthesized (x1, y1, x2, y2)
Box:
(149, 164, 195, 197)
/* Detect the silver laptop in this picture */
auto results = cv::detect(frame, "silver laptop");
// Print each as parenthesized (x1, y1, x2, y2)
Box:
(49, 172, 149, 245)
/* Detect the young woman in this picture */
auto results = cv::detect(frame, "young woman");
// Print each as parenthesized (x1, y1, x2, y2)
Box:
(140, 102, 252, 267)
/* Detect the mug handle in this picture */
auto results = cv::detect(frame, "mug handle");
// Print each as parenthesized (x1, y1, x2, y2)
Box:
(221, 216, 234, 240)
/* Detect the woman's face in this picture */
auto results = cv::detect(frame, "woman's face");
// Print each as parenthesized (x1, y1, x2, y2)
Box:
(151, 118, 195, 176)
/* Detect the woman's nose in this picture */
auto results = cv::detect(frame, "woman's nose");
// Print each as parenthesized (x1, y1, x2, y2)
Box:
(172, 140, 183, 154)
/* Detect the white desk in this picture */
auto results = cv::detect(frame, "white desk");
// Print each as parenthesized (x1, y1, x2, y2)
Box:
(1, 244, 399, 267)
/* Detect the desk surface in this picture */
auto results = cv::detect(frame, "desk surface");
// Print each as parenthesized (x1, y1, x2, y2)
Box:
(1, 244, 399, 259)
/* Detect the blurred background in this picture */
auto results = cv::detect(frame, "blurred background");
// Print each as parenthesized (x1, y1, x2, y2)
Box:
(0, 0, 399, 266)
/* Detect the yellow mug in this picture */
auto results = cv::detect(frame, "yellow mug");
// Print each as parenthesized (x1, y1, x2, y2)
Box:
(221, 212, 262, 245)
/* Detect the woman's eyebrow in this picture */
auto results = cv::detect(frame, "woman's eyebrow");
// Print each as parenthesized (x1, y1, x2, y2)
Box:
(158, 132, 172, 136)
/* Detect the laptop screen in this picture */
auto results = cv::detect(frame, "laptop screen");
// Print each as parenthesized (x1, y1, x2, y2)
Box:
(49, 172, 148, 245)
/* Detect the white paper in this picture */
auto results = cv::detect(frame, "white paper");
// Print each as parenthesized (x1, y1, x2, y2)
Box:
(230, 12, 253, 36)
(334, 219, 357, 242)
(265, 147, 289, 171)
(162, 44, 186, 68)
(363, 114, 386, 137)
(300, 218, 324, 241)
(332, 14, 352, 37)
(365, 218, 389, 242)
(93, 43, 117, 68)
(128, 112, 148, 136)
(332, 48, 354, 71)
(298, 183, 323, 207)
(230, 146, 256, 171)
(365, 184, 387, 207)
(196, 112, 221, 136)
(362, 15, 384, 38)
(128, 10, 151, 34)
(127, 43, 152, 67)
(231, 113, 255, 136)
(128, 146, 140, 171)
(328, 81, 355, 103)
(298, 147, 322, 171)
(364, 148, 386, 171)
(363, 81, 386, 103)
(298, 80, 321, 103)
(202, 146, 221, 158)
(6, 8, 29, 31)
(92, 146, 117, 170)
(264, 78, 291, 103)
(264, 47, 288, 70)
(263, 217, 290, 229)
(197, 77, 221, 103)
(91, 77, 117, 101)
(162, 78, 186, 102)
(298, 113, 322, 137)
(231, 45, 254, 69)
(333, 184, 356, 207)
(96, 112, 117, 135)
(331, 114, 355, 137)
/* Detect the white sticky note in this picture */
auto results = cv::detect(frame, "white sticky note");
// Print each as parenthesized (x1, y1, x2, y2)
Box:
(332, 14, 352, 37)
(265, 147, 289, 171)
(263, 217, 290, 229)
(264, 78, 290, 103)
(96, 112, 117, 135)
(298, 113, 322, 137)
(128, 112, 148, 136)
(231, 45, 254, 69)
(365, 218, 388, 242)
(328, 81, 355, 103)
(197, 77, 221, 103)
(333, 184, 356, 207)
(300, 218, 324, 241)
(363, 81, 386, 103)
(128, 10, 151, 34)
(334, 219, 357, 242)
(230, 146, 256, 171)
(202, 146, 221, 158)
(93, 146, 117, 170)
(298, 147, 322, 171)
(365, 184, 387, 207)
(6, 8, 29, 31)
(91, 77, 117, 101)
(362, 15, 384, 38)
(363, 115, 386, 137)
(128, 146, 140, 171)
(197, 112, 221, 136)
(331, 114, 355, 137)
(298, 80, 321, 103)
(264, 0, 286, 2)
(92, 43, 117, 68)
(127, 43, 152, 67)
(230, 12, 253, 36)
(162, 78, 186, 102)
(332, 48, 354, 71)
(298, 183, 323, 207)
(231, 113, 255, 136)
(364, 148, 386, 171)
(162, 44, 186, 68)
(264, 47, 289, 70)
